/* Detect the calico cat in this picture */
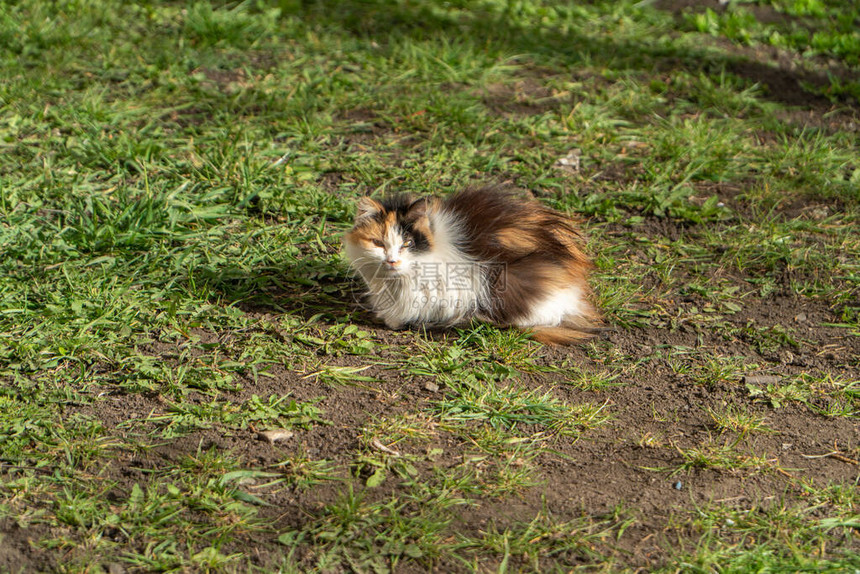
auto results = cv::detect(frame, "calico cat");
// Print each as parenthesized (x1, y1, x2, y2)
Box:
(343, 186, 600, 344)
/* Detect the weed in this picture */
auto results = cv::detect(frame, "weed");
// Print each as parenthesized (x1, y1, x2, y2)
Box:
(706, 403, 774, 440)
(672, 440, 777, 476)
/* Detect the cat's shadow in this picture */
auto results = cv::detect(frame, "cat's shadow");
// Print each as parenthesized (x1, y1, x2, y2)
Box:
(195, 262, 471, 343)
(193, 261, 377, 327)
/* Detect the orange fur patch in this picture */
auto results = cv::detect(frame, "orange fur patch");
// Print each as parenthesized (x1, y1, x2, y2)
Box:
(496, 227, 540, 254)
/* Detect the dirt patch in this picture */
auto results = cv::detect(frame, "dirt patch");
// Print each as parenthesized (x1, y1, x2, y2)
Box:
(0, 518, 56, 574)
(480, 75, 565, 116)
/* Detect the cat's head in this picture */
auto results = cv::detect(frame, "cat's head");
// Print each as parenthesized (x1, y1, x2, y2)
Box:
(344, 195, 435, 275)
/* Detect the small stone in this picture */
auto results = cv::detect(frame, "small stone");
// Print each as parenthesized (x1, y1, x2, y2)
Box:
(108, 564, 125, 574)
(258, 429, 294, 444)
(423, 382, 440, 393)
(553, 149, 582, 173)
(743, 374, 780, 385)
(794, 313, 807, 323)
(673, 481, 683, 491)
(808, 206, 829, 220)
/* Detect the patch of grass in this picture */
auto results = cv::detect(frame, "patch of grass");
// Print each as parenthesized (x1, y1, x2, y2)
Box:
(706, 403, 774, 439)
(302, 363, 380, 388)
(459, 506, 634, 571)
(435, 377, 610, 438)
(271, 452, 341, 491)
(277, 486, 460, 571)
(748, 372, 858, 416)
(30, 448, 269, 571)
(127, 394, 327, 439)
(668, 496, 860, 572)
(1, 0, 858, 570)
(691, 355, 753, 387)
(563, 368, 625, 391)
(728, 320, 801, 354)
(671, 440, 778, 477)
(360, 412, 439, 448)
(688, 1, 860, 70)
(443, 442, 542, 498)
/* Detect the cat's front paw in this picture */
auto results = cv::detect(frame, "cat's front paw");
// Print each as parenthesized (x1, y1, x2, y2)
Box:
(383, 318, 405, 330)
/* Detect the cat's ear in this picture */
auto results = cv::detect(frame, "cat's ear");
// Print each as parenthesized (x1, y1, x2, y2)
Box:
(355, 197, 383, 223)
(406, 197, 431, 218)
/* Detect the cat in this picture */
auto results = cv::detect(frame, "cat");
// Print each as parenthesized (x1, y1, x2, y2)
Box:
(343, 186, 600, 344)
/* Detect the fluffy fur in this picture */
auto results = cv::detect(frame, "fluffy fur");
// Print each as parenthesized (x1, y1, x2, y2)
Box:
(343, 186, 600, 344)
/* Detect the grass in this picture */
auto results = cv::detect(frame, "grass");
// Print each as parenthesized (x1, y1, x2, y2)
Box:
(706, 403, 774, 439)
(0, 0, 858, 571)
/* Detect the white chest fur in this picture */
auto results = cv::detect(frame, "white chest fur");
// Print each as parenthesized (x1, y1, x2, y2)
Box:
(347, 210, 488, 329)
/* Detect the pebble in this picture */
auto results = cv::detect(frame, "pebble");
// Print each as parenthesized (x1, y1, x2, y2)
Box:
(673, 481, 683, 491)
(553, 149, 582, 173)
(258, 429, 294, 444)
(808, 207, 829, 220)
(743, 374, 780, 385)
(423, 382, 440, 393)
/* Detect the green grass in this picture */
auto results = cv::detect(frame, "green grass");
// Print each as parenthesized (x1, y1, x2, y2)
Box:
(0, 0, 858, 571)
(665, 495, 860, 573)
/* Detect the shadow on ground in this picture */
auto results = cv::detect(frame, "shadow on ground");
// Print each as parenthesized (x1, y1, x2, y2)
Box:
(291, 0, 856, 111)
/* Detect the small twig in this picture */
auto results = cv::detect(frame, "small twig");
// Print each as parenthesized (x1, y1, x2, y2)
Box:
(775, 467, 795, 479)
(829, 453, 859, 465)
(801, 451, 859, 465)
(271, 151, 293, 166)
(714, 495, 748, 504)
(370, 438, 400, 457)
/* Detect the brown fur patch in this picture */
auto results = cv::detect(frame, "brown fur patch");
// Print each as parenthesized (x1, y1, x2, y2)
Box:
(530, 326, 595, 345)
(346, 219, 387, 246)
(444, 185, 597, 327)
(496, 228, 540, 254)
(409, 217, 435, 251)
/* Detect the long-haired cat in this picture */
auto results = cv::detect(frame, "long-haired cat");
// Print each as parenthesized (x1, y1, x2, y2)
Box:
(343, 186, 600, 344)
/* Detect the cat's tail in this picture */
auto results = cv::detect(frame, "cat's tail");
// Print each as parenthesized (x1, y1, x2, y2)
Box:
(529, 324, 604, 345)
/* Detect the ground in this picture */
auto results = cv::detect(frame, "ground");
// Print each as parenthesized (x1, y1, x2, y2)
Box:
(0, 0, 858, 572)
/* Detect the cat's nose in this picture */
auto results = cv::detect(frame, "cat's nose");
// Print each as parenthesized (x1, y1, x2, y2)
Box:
(386, 259, 400, 267)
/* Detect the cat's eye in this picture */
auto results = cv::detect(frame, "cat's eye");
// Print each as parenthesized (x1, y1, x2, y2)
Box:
(402, 238, 414, 248)
(371, 239, 384, 248)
